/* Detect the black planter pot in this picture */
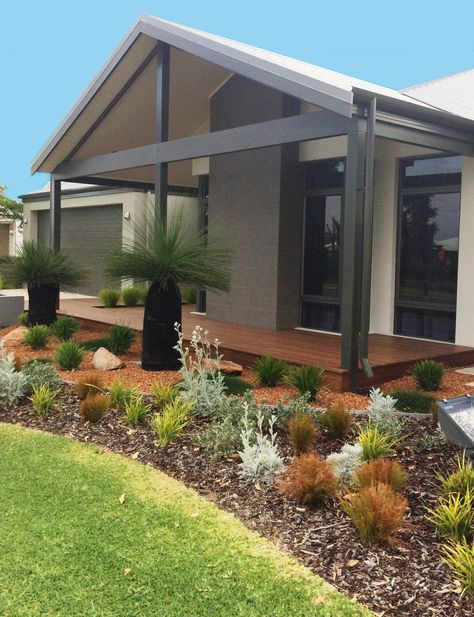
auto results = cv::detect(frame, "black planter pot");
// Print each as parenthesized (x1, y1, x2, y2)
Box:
(28, 284, 59, 326)
(142, 281, 182, 371)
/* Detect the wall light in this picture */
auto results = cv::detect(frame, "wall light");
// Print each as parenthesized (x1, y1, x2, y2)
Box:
(123, 211, 131, 220)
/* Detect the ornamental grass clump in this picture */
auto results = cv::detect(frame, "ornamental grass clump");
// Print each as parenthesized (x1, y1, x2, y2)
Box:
(411, 359, 445, 391)
(107, 324, 136, 355)
(286, 365, 324, 401)
(73, 374, 105, 399)
(98, 289, 121, 308)
(354, 459, 408, 492)
(29, 384, 60, 416)
(23, 324, 50, 350)
(123, 394, 151, 426)
(436, 454, 474, 499)
(426, 490, 473, 542)
(390, 389, 436, 414)
(278, 453, 337, 506)
(108, 381, 139, 412)
(287, 413, 318, 455)
(253, 355, 288, 387)
(442, 539, 474, 595)
(340, 483, 408, 544)
(121, 287, 141, 307)
(50, 315, 80, 341)
(151, 398, 193, 446)
(319, 400, 353, 439)
(358, 424, 399, 461)
(79, 394, 110, 423)
(151, 383, 180, 407)
(55, 341, 85, 371)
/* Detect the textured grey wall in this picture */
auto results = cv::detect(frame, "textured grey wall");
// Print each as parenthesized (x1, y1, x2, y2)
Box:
(207, 75, 303, 329)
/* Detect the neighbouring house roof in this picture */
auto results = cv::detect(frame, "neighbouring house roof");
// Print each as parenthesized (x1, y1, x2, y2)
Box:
(403, 69, 474, 122)
(31, 14, 474, 176)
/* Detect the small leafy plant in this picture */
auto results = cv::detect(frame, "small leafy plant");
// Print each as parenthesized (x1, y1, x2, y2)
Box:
(319, 400, 353, 439)
(121, 287, 141, 307)
(287, 413, 318, 455)
(73, 374, 105, 399)
(99, 289, 121, 308)
(107, 324, 136, 355)
(18, 312, 29, 326)
(411, 359, 445, 391)
(340, 483, 408, 544)
(354, 459, 408, 492)
(426, 491, 473, 542)
(50, 315, 80, 341)
(23, 324, 50, 350)
(108, 382, 139, 412)
(123, 394, 151, 426)
(358, 425, 399, 461)
(151, 383, 180, 407)
(326, 443, 363, 486)
(286, 365, 324, 401)
(79, 394, 110, 423)
(366, 388, 404, 438)
(442, 539, 474, 595)
(21, 359, 62, 392)
(253, 355, 288, 387)
(151, 398, 193, 446)
(0, 342, 29, 407)
(390, 389, 436, 414)
(278, 453, 337, 506)
(436, 455, 474, 499)
(55, 341, 85, 370)
(29, 384, 60, 416)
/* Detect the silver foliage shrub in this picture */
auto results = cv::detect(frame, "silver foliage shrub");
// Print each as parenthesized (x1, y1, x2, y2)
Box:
(0, 343, 28, 407)
(366, 387, 405, 438)
(21, 360, 62, 393)
(238, 404, 285, 484)
(326, 443, 363, 486)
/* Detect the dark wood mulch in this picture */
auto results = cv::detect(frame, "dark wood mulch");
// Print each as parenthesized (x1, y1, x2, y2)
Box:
(1, 390, 473, 617)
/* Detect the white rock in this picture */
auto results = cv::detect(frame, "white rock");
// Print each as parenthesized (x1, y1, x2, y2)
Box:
(1, 326, 28, 348)
(92, 347, 124, 371)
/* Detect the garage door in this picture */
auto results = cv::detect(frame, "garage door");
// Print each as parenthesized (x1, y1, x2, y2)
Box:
(37, 205, 122, 296)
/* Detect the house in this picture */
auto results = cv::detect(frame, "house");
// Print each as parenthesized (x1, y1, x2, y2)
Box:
(0, 218, 19, 257)
(20, 182, 199, 296)
(29, 15, 474, 388)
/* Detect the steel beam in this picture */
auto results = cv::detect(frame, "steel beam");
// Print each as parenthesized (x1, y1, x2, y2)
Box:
(50, 175, 61, 251)
(155, 41, 170, 225)
(54, 110, 352, 180)
(340, 122, 366, 390)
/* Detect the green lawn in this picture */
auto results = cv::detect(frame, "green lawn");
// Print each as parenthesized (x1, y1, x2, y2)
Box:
(0, 424, 370, 617)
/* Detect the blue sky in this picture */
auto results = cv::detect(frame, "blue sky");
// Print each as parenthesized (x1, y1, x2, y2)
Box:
(1, 0, 474, 199)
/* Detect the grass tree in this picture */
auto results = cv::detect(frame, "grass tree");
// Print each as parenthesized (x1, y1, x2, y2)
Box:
(0, 242, 88, 325)
(105, 213, 231, 371)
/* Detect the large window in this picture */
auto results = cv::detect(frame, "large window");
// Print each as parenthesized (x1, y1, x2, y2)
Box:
(395, 155, 462, 342)
(301, 159, 344, 332)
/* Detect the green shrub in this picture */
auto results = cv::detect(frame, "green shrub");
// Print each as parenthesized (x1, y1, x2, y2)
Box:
(121, 287, 141, 307)
(287, 365, 324, 401)
(274, 394, 314, 429)
(107, 324, 135, 355)
(151, 383, 180, 407)
(151, 398, 193, 446)
(358, 425, 399, 460)
(137, 286, 148, 304)
(55, 341, 85, 370)
(21, 359, 62, 392)
(253, 355, 288, 387)
(79, 394, 110, 423)
(123, 394, 151, 426)
(98, 289, 121, 308)
(411, 359, 445, 391)
(79, 337, 111, 352)
(436, 455, 474, 499)
(390, 389, 436, 414)
(50, 315, 80, 341)
(108, 381, 139, 412)
(18, 312, 29, 327)
(222, 374, 252, 395)
(23, 325, 50, 350)
(29, 384, 60, 416)
(426, 490, 473, 542)
(182, 286, 197, 304)
(442, 539, 474, 595)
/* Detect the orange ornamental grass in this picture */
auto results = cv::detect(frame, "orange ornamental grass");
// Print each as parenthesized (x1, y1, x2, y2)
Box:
(354, 459, 409, 493)
(287, 413, 319, 455)
(278, 452, 337, 506)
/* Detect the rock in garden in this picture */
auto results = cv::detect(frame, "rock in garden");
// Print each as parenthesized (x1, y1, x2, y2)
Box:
(202, 359, 243, 375)
(1, 326, 28, 348)
(92, 347, 124, 371)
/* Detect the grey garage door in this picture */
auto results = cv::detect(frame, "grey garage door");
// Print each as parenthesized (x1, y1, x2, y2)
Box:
(37, 204, 122, 296)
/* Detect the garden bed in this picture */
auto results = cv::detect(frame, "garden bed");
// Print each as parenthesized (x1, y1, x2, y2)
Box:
(0, 387, 471, 617)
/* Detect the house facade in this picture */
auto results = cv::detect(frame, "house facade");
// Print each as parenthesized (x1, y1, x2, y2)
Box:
(29, 15, 474, 386)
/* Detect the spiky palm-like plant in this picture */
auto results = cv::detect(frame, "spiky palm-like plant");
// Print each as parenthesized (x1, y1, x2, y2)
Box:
(105, 213, 231, 371)
(0, 242, 88, 325)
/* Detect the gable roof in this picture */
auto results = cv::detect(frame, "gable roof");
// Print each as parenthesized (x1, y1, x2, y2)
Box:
(403, 69, 474, 121)
(32, 14, 474, 176)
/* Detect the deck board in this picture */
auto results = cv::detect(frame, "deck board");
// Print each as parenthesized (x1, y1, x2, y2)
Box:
(59, 298, 474, 391)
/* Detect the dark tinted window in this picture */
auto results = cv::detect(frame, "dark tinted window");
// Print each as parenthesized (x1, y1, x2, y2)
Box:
(400, 156, 462, 188)
(305, 159, 345, 191)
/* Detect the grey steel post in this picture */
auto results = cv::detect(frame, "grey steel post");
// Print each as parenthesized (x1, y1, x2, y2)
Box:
(340, 120, 366, 390)
(155, 41, 170, 226)
(50, 175, 61, 251)
(359, 97, 377, 378)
